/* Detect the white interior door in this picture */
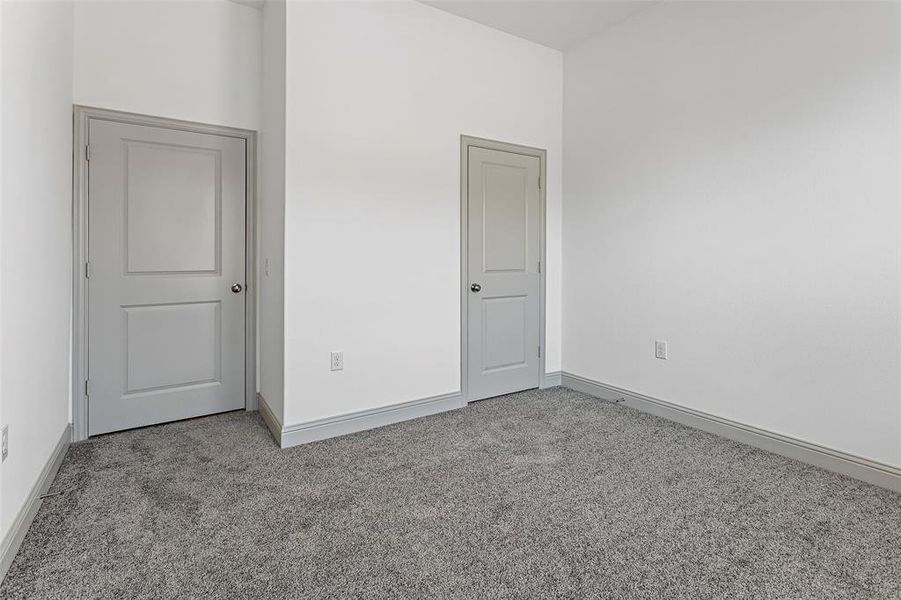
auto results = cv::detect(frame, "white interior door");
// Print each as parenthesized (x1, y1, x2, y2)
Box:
(87, 120, 246, 436)
(467, 146, 541, 401)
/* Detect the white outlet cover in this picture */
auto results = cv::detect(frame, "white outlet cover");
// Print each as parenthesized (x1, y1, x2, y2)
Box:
(330, 351, 344, 371)
(1, 425, 8, 461)
(655, 340, 667, 360)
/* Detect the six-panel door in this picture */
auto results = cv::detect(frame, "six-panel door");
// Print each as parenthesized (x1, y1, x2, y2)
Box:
(87, 120, 246, 436)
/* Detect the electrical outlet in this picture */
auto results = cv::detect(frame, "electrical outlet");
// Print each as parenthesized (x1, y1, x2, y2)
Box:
(330, 351, 344, 371)
(655, 340, 667, 360)
(2, 425, 8, 462)
(264, 258, 270, 277)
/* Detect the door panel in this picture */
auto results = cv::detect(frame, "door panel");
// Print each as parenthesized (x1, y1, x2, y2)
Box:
(483, 163, 528, 272)
(88, 120, 246, 436)
(482, 295, 527, 371)
(124, 142, 221, 274)
(123, 301, 221, 393)
(467, 146, 541, 401)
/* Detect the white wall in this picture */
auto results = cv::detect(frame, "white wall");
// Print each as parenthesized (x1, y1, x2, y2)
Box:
(0, 0, 74, 543)
(563, 1, 901, 466)
(282, 1, 563, 425)
(259, 0, 286, 420)
(73, 0, 261, 130)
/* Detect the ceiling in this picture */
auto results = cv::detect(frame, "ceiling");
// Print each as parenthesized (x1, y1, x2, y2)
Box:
(422, 0, 659, 51)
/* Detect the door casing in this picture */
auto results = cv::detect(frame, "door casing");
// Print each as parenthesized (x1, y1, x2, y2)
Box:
(460, 135, 547, 403)
(72, 105, 258, 441)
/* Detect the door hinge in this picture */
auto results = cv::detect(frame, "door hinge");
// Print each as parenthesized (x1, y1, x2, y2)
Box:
(538, 346, 541, 358)
(538, 261, 541, 274)
(85, 144, 92, 161)
(84, 380, 91, 396)
(538, 175, 541, 189)
(85, 261, 90, 279)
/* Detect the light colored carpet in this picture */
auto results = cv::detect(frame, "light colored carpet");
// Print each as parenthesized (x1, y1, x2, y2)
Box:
(2, 387, 900, 599)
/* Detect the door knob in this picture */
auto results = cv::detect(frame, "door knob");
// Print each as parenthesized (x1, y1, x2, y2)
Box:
(231, 283, 243, 293)
(470, 283, 481, 293)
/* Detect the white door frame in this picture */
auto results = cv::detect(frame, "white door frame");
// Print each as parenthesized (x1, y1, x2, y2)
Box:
(460, 135, 547, 403)
(72, 105, 258, 441)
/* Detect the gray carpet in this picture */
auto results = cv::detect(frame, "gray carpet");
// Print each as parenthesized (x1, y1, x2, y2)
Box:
(2, 387, 900, 599)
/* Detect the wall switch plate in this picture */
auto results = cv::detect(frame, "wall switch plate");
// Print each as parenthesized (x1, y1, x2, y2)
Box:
(330, 351, 344, 371)
(655, 340, 667, 360)
(2, 425, 8, 462)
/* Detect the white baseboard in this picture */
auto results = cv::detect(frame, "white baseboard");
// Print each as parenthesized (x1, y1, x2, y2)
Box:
(561, 372, 901, 493)
(274, 391, 464, 449)
(542, 371, 562, 388)
(0, 424, 72, 584)
(256, 392, 283, 447)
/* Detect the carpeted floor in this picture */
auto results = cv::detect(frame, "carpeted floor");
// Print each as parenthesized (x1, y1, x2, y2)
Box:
(2, 387, 900, 599)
